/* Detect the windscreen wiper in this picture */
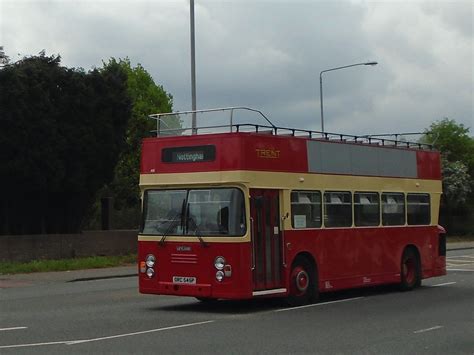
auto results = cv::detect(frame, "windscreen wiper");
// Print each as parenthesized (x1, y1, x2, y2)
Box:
(187, 216, 209, 248)
(159, 213, 182, 247)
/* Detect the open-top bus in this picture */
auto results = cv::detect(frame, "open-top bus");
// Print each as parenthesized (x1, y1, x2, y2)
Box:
(138, 107, 446, 305)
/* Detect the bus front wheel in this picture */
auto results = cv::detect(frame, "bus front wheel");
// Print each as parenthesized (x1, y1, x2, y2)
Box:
(400, 248, 421, 291)
(286, 256, 318, 306)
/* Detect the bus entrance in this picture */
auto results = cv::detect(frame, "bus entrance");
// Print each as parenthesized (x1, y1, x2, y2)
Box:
(250, 189, 284, 293)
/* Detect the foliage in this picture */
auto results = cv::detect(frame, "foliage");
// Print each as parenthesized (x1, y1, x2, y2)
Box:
(441, 158, 471, 208)
(101, 58, 175, 210)
(422, 118, 474, 199)
(423, 118, 474, 176)
(0, 46, 9, 66)
(0, 53, 131, 234)
(422, 118, 474, 234)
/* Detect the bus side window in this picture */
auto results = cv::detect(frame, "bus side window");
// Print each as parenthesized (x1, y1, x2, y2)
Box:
(354, 192, 380, 226)
(324, 191, 352, 228)
(407, 193, 430, 225)
(290, 191, 322, 229)
(381, 192, 405, 226)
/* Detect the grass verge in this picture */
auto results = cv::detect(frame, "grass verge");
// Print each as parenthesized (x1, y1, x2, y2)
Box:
(0, 254, 136, 275)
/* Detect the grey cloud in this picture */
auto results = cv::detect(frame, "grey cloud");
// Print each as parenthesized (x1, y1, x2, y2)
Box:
(1, 0, 472, 137)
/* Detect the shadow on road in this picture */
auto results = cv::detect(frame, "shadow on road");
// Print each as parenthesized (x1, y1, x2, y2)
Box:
(147, 283, 412, 315)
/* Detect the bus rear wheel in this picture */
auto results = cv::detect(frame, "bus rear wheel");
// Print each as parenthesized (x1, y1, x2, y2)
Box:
(286, 256, 318, 306)
(400, 248, 421, 291)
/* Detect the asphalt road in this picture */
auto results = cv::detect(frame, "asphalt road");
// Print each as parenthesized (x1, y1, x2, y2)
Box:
(1, 249, 473, 354)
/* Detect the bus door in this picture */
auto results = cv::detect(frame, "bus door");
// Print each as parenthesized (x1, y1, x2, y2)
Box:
(250, 189, 283, 291)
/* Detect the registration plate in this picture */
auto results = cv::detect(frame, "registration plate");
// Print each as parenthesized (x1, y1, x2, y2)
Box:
(173, 276, 196, 284)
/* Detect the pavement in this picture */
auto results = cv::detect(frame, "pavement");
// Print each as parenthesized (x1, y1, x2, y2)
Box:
(447, 240, 474, 251)
(0, 241, 473, 287)
(0, 265, 137, 288)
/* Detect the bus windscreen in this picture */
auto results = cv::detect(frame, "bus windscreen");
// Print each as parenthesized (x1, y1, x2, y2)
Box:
(141, 188, 246, 236)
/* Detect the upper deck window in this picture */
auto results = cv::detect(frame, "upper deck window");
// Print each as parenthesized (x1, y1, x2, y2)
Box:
(162, 145, 216, 163)
(141, 188, 246, 236)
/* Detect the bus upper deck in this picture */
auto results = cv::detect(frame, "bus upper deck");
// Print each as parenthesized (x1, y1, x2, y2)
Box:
(141, 107, 440, 181)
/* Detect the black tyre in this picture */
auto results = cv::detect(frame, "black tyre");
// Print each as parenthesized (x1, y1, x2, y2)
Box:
(400, 248, 421, 291)
(286, 256, 318, 306)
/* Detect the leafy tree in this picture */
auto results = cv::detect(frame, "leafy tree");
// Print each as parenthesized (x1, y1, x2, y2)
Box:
(423, 118, 474, 176)
(101, 58, 175, 211)
(0, 46, 9, 66)
(441, 158, 471, 207)
(0, 53, 131, 234)
(422, 118, 474, 234)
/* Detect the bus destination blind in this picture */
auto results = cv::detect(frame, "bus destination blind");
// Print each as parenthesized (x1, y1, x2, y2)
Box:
(162, 145, 216, 163)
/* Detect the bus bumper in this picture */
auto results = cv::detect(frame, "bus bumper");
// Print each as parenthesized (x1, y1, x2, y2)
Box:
(140, 282, 212, 298)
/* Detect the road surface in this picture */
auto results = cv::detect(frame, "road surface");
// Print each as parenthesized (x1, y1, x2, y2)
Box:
(1, 249, 473, 354)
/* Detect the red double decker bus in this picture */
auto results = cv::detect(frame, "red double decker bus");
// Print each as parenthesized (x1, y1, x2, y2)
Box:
(138, 108, 446, 305)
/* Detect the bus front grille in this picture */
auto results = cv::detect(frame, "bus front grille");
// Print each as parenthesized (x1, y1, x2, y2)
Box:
(171, 254, 198, 264)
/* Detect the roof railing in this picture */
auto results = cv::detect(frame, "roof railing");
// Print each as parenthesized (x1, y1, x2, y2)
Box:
(149, 107, 433, 150)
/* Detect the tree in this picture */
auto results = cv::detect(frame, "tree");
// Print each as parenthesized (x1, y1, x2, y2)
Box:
(441, 158, 471, 208)
(0, 53, 131, 234)
(0, 46, 9, 66)
(101, 58, 175, 211)
(423, 118, 474, 176)
(422, 118, 474, 234)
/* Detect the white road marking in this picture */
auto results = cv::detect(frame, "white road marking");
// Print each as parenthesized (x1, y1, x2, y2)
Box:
(429, 282, 456, 287)
(447, 268, 474, 272)
(274, 297, 363, 313)
(413, 325, 443, 334)
(66, 320, 215, 345)
(447, 263, 474, 267)
(446, 257, 474, 265)
(0, 341, 67, 349)
(0, 321, 215, 349)
(0, 327, 28, 332)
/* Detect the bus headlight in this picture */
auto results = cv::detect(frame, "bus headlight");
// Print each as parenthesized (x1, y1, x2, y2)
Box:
(216, 270, 224, 282)
(146, 268, 155, 278)
(146, 254, 156, 268)
(214, 256, 226, 270)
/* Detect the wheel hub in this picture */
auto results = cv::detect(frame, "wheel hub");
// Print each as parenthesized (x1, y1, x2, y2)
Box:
(295, 270, 309, 292)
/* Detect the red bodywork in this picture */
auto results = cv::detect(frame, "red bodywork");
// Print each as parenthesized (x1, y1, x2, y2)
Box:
(138, 132, 445, 299)
(139, 241, 254, 299)
(138, 227, 446, 299)
(141, 132, 441, 179)
(141, 133, 309, 175)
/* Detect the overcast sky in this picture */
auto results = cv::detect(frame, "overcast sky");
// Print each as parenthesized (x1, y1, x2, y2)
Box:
(1, 0, 472, 135)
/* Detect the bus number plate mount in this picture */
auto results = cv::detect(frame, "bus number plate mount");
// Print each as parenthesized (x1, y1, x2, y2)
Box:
(173, 276, 196, 284)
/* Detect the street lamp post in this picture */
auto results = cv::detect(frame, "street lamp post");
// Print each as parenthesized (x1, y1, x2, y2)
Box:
(190, 0, 197, 134)
(319, 61, 377, 133)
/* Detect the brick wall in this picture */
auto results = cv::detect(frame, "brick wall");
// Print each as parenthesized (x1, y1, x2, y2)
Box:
(0, 230, 138, 263)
